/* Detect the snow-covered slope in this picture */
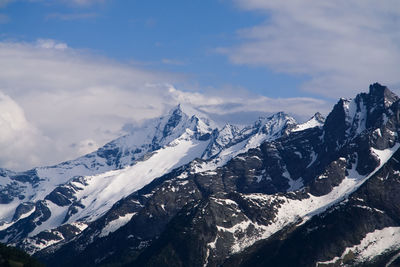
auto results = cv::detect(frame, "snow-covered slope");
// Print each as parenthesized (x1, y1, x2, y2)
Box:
(293, 112, 325, 132)
(26, 132, 211, 241)
(0, 105, 214, 207)
(0, 105, 216, 243)
(0, 105, 302, 253)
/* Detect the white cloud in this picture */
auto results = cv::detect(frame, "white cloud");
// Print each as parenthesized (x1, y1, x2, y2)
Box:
(0, 40, 180, 170)
(0, 39, 328, 170)
(0, 91, 53, 170)
(72, 139, 99, 155)
(222, 0, 400, 97)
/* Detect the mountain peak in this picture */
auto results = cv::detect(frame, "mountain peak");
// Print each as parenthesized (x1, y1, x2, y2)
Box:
(257, 112, 296, 138)
(257, 112, 295, 125)
(293, 112, 325, 132)
(166, 104, 213, 123)
(368, 82, 398, 108)
(369, 82, 388, 96)
(313, 112, 325, 123)
(169, 103, 183, 115)
(271, 111, 297, 125)
(273, 111, 291, 118)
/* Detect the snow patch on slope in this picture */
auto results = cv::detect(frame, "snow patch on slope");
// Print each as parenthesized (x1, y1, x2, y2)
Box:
(21, 222, 88, 255)
(66, 135, 210, 223)
(317, 227, 400, 265)
(29, 201, 68, 237)
(216, 144, 400, 255)
(99, 213, 137, 237)
(293, 114, 324, 132)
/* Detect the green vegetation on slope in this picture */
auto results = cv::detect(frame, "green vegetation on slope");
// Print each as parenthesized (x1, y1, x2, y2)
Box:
(0, 243, 43, 267)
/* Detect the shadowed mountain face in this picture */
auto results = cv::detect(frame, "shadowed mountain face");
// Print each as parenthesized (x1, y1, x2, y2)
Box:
(1, 83, 400, 267)
(0, 242, 43, 267)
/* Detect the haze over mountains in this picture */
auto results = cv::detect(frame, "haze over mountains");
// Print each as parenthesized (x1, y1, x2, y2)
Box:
(0, 83, 400, 266)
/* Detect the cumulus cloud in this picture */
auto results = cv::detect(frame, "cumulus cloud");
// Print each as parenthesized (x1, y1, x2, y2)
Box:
(0, 40, 179, 170)
(0, 91, 54, 170)
(0, 39, 328, 170)
(221, 0, 400, 97)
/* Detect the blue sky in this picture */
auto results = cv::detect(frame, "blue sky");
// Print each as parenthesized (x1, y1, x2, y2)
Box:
(1, 0, 309, 98)
(0, 0, 399, 169)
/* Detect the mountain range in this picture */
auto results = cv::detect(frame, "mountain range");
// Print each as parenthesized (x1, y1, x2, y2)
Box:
(0, 83, 400, 266)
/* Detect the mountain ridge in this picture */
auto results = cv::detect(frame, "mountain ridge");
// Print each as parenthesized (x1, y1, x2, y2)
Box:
(1, 83, 400, 267)
(0, 101, 300, 256)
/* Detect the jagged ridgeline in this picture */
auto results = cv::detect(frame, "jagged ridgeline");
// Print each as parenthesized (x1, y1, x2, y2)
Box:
(0, 83, 400, 266)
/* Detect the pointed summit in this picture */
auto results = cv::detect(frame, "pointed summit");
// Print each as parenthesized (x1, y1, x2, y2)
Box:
(369, 82, 387, 95)
(293, 112, 325, 132)
(256, 112, 296, 127)
(162, 105, 186, 138)
(148, 103, 216, 148)
(322, 83, 400, 153)
(168, 103, 183, 115)
(313, 112, 325, 124)
(368, 82, 399, 108)
(258, 112, 297, 138)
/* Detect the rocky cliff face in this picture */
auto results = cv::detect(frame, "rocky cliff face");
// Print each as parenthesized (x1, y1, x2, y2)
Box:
(1, 83, 400, 267)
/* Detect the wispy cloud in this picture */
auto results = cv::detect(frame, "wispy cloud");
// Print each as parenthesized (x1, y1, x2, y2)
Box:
(36, 38, 68, 49)
(0, 13, 9, 23)
(46, 12, 98, 21)
(0, 0, 107, 8)
(161, 58, 186, 66)
(145, 17, 157, 28)
(60, 0, 107, 7)
(168, 85, 329, 125)
(0, 0, 12, 8)
(221, 0, 400, 98)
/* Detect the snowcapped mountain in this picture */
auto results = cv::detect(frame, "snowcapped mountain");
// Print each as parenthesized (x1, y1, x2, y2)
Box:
(2, 83, 400, 267)
(0, 103, 298, 255)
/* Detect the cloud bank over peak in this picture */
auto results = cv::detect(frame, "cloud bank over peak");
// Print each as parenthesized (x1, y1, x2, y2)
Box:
(0, 39, 328, 170)
(223, 0, 400, 97)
